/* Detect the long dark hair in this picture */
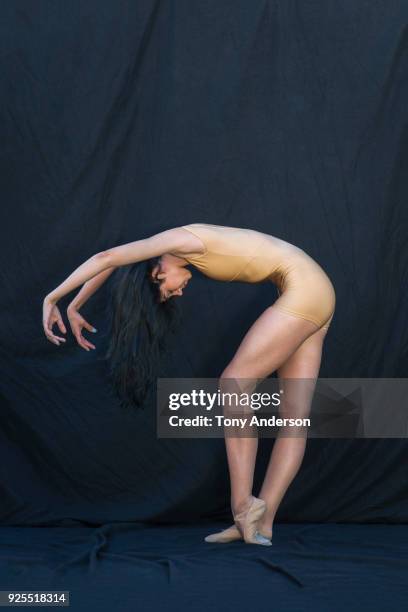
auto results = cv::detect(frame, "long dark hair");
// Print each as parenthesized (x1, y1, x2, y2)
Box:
(105, 256, 181, 409)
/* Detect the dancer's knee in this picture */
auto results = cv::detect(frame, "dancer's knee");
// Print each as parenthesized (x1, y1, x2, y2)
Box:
(219, 367, 259, 417)
(219, 367, 259, 394)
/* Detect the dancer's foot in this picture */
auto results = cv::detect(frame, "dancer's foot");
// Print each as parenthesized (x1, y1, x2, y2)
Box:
(256, 521, 273, 541)
(204, 524, 242, 543)
(252, 531, 272, 546)
(233, 496, 270, 545)
(204, 522, 273, 544)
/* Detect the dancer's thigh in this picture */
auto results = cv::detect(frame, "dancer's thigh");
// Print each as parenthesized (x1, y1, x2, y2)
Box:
(277, 325, 328, 380)
(275, 326, 328, 423)
(221, 306, 321, 383)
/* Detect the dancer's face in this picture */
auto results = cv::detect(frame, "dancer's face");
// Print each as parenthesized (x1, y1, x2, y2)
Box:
(151, 259, 192, 302)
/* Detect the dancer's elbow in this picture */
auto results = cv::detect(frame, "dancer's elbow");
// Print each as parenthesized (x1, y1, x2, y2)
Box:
(93, 250, 114, 267)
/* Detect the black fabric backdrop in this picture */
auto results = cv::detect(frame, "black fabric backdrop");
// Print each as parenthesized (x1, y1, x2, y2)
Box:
(1, 0, 407, 546)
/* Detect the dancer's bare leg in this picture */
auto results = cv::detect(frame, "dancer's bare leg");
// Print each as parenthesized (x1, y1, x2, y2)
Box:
(256, 325, 328, 539)
(218, 307, 322, 542)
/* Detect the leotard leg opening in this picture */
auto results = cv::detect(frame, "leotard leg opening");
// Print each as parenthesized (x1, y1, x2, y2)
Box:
(275, 281, 335, 332)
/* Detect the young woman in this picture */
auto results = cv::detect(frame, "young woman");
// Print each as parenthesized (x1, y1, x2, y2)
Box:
(42, 222, 336, 547)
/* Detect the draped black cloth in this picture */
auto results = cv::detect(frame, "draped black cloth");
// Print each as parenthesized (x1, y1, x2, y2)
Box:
(1, 1, 407, 609)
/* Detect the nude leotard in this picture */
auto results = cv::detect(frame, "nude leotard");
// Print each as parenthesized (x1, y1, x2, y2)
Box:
(181, 223, 336, 330)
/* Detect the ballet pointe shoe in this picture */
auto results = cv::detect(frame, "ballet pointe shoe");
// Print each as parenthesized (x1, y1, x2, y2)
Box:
(204, 524, 241, 543)
(204, 523, 273, 545)
(252, 531, 272, 546)
(234, 496, 271, 546)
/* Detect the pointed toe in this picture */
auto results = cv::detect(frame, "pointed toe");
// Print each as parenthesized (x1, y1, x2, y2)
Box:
(204, 524, 242, 543)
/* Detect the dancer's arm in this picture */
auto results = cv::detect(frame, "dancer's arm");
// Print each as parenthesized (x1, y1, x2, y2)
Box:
(42, 228, 185, 345)
(45, 228, 183, 305)
(68, 266, 116, 311)
(66, 267, 117, 351)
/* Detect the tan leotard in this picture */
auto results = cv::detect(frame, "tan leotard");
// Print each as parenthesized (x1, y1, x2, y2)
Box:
(181, 223, 336, 330)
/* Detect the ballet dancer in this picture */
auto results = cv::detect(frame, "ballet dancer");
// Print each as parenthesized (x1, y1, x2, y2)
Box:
(42, 223, 336, 546)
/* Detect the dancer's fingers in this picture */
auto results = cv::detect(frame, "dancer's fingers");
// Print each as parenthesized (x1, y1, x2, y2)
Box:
(82, 320, 97, 333)
(56, 317, 67, 335)
(74, 331, 95, 351)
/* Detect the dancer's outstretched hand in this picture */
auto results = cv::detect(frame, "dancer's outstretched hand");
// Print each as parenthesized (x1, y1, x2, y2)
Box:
(42, 298, 67, 346)
(67, 304, 96, 351)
